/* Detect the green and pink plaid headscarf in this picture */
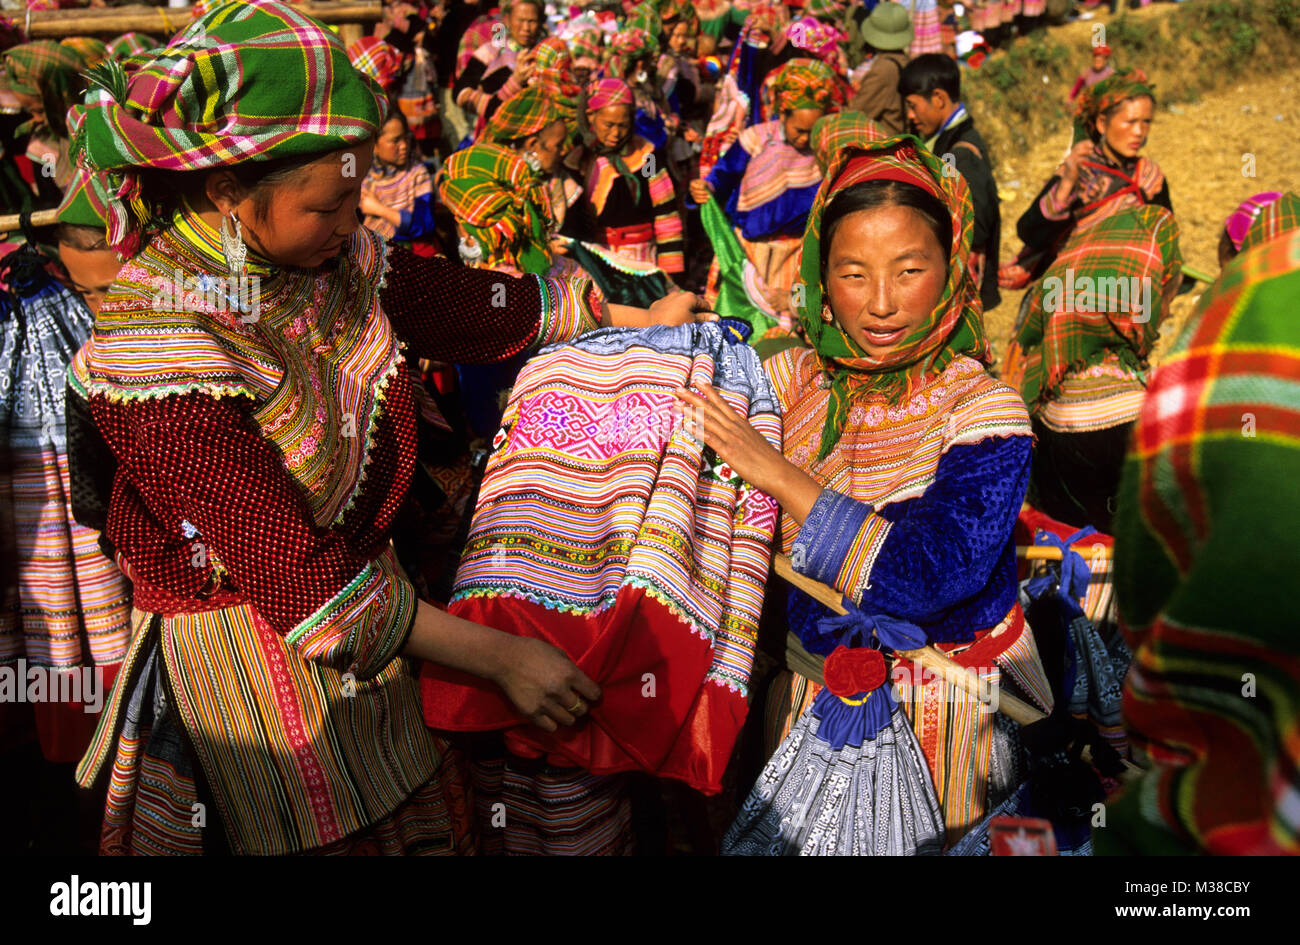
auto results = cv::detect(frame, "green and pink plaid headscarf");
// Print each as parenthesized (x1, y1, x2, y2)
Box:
(798, 126, 988, 458)
(1239, 191, 1300, 253)
(72, 0, 386, 253)
(0, 40, 86, 137)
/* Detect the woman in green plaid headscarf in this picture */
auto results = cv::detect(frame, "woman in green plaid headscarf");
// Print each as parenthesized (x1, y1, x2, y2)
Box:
(678, 120, 1046, 853)
(0, 40, 90, 188)
(71, 0, 386, 252)
(63, 0, 621, 859)
(439, 140, 561, 277)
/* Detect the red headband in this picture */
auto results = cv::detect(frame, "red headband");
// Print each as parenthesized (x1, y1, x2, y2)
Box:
(830, 149, 945, 204)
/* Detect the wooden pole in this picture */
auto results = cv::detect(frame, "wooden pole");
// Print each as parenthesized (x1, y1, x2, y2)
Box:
(24, 3, 382, 39)
(772, 554, 1142, 781)
(0, 209, 60, 234)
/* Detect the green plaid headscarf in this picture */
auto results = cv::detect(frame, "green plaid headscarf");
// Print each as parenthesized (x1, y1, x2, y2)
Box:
(1239, 191, 1300, 254)
(72, 0, 386, 253)
(107, 33, 159, 61)
(439, 142, 553, 276)
(487, 85, 567, 144)
(0, 41, 87, 138)
(56, 162, 113, 232)
(811, 109, 880, 175)
(1072, 67, 1156, 146)
(798, 127, 989, 459)
(530, 36, 580, 137)
(1016, 204, 1182, 412)
(760, 58, 846, 121)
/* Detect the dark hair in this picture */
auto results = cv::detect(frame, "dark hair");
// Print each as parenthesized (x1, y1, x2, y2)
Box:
(56, 222, 108, 252)
(899, 54, 961, 102)
(135, 152, 318, 227)
(819, 178, 952, 277)
(381, 109, 410, 135)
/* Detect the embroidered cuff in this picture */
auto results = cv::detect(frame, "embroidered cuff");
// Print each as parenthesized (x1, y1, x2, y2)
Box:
(1041, 183, 1073, 221)
(534, 274, 600, 347)
(791, 489, 892, 606)
(285, 551, 417, 680)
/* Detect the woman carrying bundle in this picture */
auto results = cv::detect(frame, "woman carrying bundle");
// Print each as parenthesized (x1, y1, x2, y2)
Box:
(66, 1, 702, 856)
(1001, 69, 1170, 291)
(688, 59, 844, 331)
(676, 117, 1052, 854)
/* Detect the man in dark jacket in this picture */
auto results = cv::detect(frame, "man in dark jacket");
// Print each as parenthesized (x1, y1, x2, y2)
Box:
(900, 53, 1002, 311)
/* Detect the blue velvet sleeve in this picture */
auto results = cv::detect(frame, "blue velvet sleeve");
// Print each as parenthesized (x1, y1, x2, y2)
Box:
(395, 192, 437, 241)
(790, 436, 1032, 637)
(865, 436, 1032, 621)
(686, 139, 750, 212)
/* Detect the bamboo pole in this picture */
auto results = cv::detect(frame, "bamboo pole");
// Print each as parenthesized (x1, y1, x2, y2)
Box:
(24, 3, 382, 39)
(1182, 263, 1217, 284)
(0, 208, 59, 234)
(1018, 543, 1112, 562)
(772, 554, 1142, 781)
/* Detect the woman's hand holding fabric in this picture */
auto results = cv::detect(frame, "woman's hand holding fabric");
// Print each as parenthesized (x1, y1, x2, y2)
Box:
(492, 636, 603, 732)
(673, 382, 822, 523)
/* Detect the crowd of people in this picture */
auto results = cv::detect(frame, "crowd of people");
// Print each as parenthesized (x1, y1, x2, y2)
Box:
(0, 0, 1295, 858)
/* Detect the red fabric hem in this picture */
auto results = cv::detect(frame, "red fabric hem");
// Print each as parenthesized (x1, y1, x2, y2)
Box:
(420, 587, 747, 795)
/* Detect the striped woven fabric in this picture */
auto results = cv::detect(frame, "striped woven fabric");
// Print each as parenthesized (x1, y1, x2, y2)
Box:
(734, 120, 822, 214)
(422, 323, 783, 795)
(1108, 229, 1300, 855)
(909, 0, 943, 56)
(1036, 352, 1148, 433)
(469, 757, 633, 855)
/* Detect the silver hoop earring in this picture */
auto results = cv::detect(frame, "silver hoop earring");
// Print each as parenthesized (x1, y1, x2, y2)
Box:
(219, 213, 247, 277)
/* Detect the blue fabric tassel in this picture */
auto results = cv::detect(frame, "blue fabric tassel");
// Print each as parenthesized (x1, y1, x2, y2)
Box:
(1023, 526, 1097, 712)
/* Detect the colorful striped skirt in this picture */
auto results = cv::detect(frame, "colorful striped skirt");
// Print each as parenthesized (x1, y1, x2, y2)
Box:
(909, 0, 944, 55)
(80, 612, 476, 855)
(1, 275, 132, 763)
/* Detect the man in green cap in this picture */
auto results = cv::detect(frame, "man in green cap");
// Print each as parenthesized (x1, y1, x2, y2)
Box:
(846, 1, 913, 136)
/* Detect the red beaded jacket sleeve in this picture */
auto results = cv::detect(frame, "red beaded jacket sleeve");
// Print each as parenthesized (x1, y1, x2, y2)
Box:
(380, 246, 602, 362)
(88, 386, 420, 681)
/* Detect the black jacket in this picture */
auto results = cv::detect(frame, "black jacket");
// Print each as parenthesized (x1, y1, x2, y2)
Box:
(933, 117, 1001, 311)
